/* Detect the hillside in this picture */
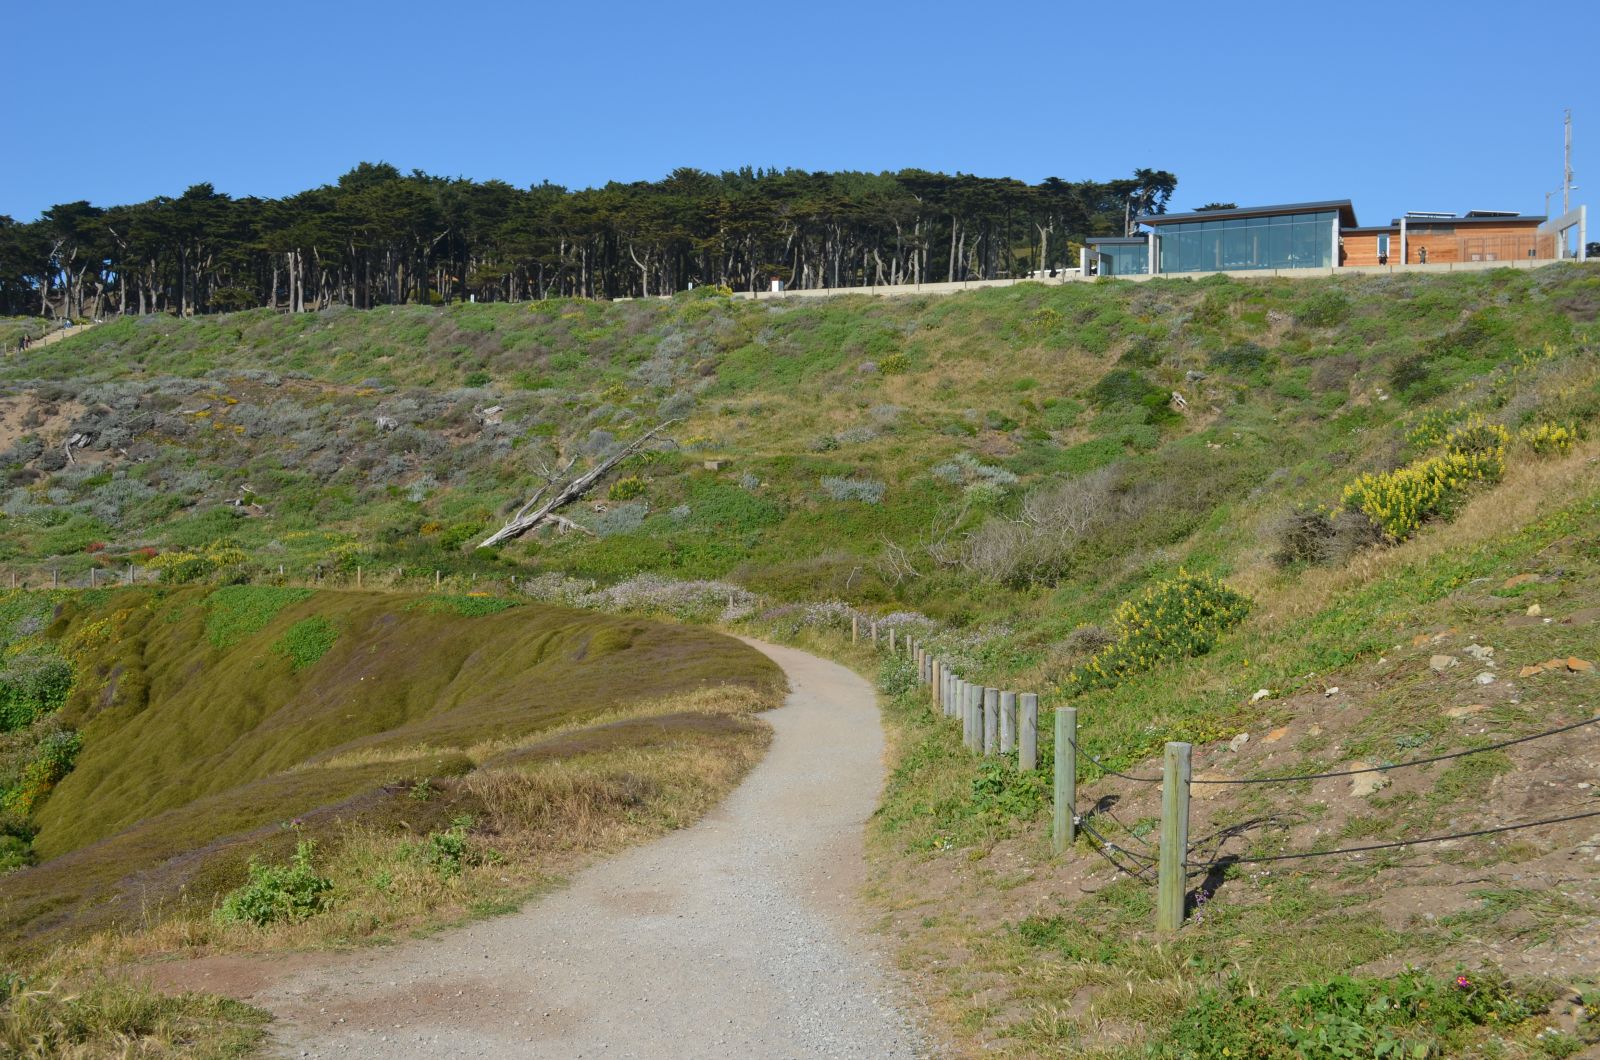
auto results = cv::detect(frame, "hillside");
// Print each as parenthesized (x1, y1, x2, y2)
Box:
(3, 264, 1600, 1055)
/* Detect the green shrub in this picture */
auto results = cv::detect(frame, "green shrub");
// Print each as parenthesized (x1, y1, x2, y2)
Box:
(273, 616, 340, 671)
(1071, 570, 1250, 692)
(3, 729, 82, 815)
(0, 653, 74, 732)
(608, 475, 647, 501)
(878, 352, 910, 375)
(463, 370, 492, 387)
(404, 815, 483, 877)
(204, 586, 314, 649)
(1295, 289, 1352, 328)
(1158, 970, 1542, 1059)
(877, 652, 918, 697)
(214, 840, 334, 927)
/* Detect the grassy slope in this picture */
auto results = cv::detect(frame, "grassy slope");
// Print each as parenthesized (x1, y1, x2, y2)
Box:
(0, 585, 780, 1060)
(4, 266, 1600, 1054)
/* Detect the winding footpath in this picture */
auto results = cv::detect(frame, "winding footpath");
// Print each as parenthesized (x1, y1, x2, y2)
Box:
(251, 638, 922, 1058)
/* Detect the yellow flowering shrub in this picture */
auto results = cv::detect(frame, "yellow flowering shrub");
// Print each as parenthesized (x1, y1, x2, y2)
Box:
(1519, 422, 1578, 457)
(148, 543, 249, 583)
(1070, 570, 1251, 693)
(1340, 448, 1503, 542)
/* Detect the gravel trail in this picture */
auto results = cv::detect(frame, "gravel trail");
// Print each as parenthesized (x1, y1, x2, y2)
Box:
(259, 638, 923, 1058)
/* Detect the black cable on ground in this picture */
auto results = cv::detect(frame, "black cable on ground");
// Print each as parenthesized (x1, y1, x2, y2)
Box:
(1191, 715, 1600, 786)
(1193, 808, 1600, 868)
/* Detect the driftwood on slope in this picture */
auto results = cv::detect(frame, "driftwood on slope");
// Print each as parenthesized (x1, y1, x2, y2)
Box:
(476, 421, 677, 549)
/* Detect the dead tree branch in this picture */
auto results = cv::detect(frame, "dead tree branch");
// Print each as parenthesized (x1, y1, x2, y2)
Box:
(476, 421, 676, 548)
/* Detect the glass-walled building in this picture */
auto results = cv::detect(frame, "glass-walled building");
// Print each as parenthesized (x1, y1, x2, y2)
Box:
(1142, 201, 1352, 275)
(1085, 236, 1149, 276)
(1077, 199, 1575, 278)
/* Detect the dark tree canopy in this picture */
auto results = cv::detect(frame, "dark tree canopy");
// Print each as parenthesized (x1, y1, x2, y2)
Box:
(0, 164, 1178, 317)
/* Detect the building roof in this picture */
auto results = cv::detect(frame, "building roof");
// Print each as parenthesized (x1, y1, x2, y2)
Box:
(1086, 236, 1148, 245)
(1138, 200, 1358, 228)
(1389, 213, 1545, 227)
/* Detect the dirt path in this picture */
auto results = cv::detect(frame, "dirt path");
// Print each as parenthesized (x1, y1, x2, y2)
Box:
(228, 638, 922, 1058)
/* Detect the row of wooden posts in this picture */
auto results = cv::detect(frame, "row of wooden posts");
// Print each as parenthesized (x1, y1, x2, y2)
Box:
(852, 612, 1194, 931)
(7, 567, 467, 592)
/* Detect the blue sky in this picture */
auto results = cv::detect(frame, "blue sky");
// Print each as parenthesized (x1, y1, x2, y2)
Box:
(6, 0, 1595, 226)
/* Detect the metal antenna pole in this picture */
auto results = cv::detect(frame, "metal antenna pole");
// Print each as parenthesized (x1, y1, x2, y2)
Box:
(1564, 108, 1573, 215)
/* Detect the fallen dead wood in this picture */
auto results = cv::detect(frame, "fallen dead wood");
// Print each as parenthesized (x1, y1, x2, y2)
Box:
(476, 421, 676, 548)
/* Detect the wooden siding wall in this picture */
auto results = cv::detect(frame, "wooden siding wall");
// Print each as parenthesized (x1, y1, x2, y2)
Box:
(1341, 224, 1555, 267)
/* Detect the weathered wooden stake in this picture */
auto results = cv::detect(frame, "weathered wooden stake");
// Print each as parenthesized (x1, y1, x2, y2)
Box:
(1157, 741, 1193, 932)
(435, 569, 441, 588)
(89, 568, 95, 588)
(1000, 691, 1017, 755)
(356, 566, 362, 587)
(968, 684, 984, 753)
(889, 627, 895, 651)
(1053, 707, 1077, 854)
(1020, 693, 1039, 771)
(851, 614, 859, 643)
(126, 564, 133, 586)
(52, 569, 58, 588)
(983, 687, 999, 755)
(870, 621, 878, 646)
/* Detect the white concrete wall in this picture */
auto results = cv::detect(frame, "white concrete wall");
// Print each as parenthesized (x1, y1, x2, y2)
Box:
(725, 256, 1576, 301)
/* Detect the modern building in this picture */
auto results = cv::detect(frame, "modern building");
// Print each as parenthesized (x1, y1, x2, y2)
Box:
(1083, 198, 1587, 277)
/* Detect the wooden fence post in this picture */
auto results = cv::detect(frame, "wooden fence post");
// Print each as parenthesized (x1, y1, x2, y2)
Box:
(1000, 691, 1017, 755)
(968, 684, 984, 753)
(88, 568, 95, 588)
(356, 566, 362, 588)
(852, 614, 859, 643)
(1157, 741, 1193, 932)
(983, 687, 998, 756)
(1020, 693, 1039, 771)
(52, 569, 58, 588)
(435, 569, 441, 588)
(871, 621, 878, 646)
(889, 627, 896, 652)
(1053, 707, 1077, 854)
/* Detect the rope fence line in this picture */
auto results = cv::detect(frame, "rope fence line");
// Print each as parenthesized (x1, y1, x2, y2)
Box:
(859, 624, 1600, 932)
(1190, 715, 1600, 785)
(1190, 808, 1600, 869)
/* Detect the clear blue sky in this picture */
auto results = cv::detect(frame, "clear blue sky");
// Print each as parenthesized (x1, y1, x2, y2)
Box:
(6, 0, 1595, 226)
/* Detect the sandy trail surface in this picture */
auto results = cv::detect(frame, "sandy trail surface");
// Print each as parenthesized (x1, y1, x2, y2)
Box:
(231, 638, 922, 1058)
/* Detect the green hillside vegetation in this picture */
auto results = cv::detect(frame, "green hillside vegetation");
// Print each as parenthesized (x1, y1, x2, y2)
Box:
(1, 585, 777, 965)
(3, 263, 1600, 1055)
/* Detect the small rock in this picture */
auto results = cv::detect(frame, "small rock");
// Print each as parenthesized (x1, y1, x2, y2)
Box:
(1526, 603, 1542, 617)
(1518, 664, 1546, 678)
(1474, 671, 1496, 685)
(1263, 726, 1291, 743)
(1350, 764, 1390, 798)
(1228, 733, 1250, 752)
(1464, 643, 1495, 662)
(1250, 688, 1271, 703)
(1307, 723, 1324, 736)
(1568, 657, 1594, 672)
(1324, 686, 1340, 697)
(1430, 654, 1459, 672)
(1186, 370, 1207, 382)
(1445, 703, 1488, 718)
